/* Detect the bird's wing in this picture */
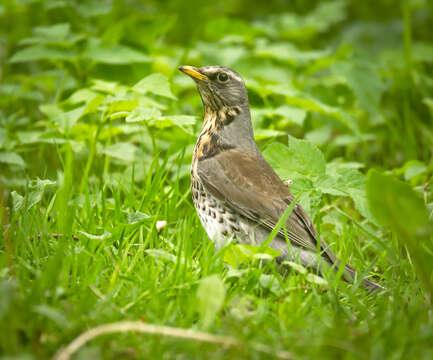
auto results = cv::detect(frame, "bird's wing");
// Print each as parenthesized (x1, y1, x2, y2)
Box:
(196, 148, 336, 263)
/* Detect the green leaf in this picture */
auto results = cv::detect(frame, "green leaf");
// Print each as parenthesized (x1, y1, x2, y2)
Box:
(332, 61, 384, 114)
(0, 151, 26, 167)
(86, 43, 151, 64)
(255, 39, 330, 65)
(0, 128, 6, 148)
(33, 304, 68, 328)
(11, 191, 25, 212)
(366, 170, 433, 296)
(133, 74, 177, 99)
(196, 275, 226, 329)
(9, 45, 76, 63)
(367, 170, 430, 234)
(252, 105, 306, 126)
(100, 143, 138, 162)
(126, 211, 151, 224)
(126, 107, 162, 123)
(26, 178, 56, 210)
(78, 230, 111, 240)
(33, 23, 70, 41)
(263, 136, 326, 179)
(145, 249, 176, 263)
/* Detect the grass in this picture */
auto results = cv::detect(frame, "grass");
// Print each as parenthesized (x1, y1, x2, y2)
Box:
(1, 0, 433, 358)
(1, 141, 432, 359)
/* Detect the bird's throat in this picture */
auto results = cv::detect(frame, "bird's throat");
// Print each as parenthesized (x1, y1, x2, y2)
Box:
(193, 106, 239, 164)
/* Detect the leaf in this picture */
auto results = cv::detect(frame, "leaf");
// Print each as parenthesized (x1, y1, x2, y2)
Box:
(100, 143, 138, 162)
(78, 230, 111, 240)
(263, 136, 326, 179)
(332, 61, 384, 114)
(106, 99, 138, 114)
(412, 42, 433, 63)
(367, 170, 430, 234)
(9, 45, 76, 63)
(258, 274, 284, 296)
(145, 249, 176, 263)
(33, 23, 70, 42)
(11, 191, 25, 212)
(125, 107, 162, 123)
(26, 178, 56, 210)
(366, 170, 433, 296)
(86, 43, 151, 64)
(40, 104, 86, 131)
(133, 74, 177, 99)
(33, 304, 68, 328)
(252, 105, 307, 126)
(255, 39, 330, 64)
(223, 243, 280, 267)
(306, 273, 328, 288)
(0, 128, 6, 148)
(0, 151, 26, 167)
(282, 260, 308, 274)
(196, 275, 226, 329)
(0, 280, 15, 321)
(253, 129, 285, 140)
(91, 79, 121, 95)
(126, 211, 151, 224)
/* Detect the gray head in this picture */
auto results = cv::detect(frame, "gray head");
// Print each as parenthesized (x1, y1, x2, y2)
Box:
(179, 65, 259, 155)
(179, 65, 248, 111)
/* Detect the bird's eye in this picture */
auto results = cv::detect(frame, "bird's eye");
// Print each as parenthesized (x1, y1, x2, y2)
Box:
(217, 72, 229, 83)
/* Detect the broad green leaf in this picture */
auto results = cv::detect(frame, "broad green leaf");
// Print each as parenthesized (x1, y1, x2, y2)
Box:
(9, 45, 76, 63)
(255, 39, 330, 64)
(263, 136, 326, 179)
(126, 107, 162, 123)
(412, 42, 433, 63)
(34, 23, 70, 41)
(40, 104, 85, 131)
(0, 151, 26, 167)
(86, 44, 151, 64)
(0, 281, 14, 321)
(106, 99, 138, 114)
(33, 304, 68, 328)
(100, 142, 138, 162)
(252, 105, 306, 126)
(126, 211, 151, 224)
(253, 129, 285, 140)
(91, 79, 124, 95)
(133, 74, 176, 100)
(11, 191, 25, 212)
(332, 61, 384, 114)
(367, 170, 430, 234)
(306, 273, 328, 287)
(145, 249, 176, 263)
(25, 178, 56, 210)
(258, 274, 284, 296)
(0, 128, 6, 148)
(282, 261, 308, 274)
(366, 170, 433, 295)
(67, 89, 99, 104)
(196, 275, 226, 329)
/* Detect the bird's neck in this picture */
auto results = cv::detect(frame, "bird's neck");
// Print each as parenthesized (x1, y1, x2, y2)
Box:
(193, 104, 259, 163)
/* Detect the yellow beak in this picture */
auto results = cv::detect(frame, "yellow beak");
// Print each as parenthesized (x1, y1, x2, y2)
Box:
(178, 65, 209, 81)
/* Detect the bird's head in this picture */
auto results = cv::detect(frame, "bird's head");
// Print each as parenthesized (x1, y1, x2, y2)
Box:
(179, 65, 248, 111)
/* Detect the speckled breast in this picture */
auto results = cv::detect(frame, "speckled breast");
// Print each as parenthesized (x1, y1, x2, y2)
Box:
(190, 176, 241, 250)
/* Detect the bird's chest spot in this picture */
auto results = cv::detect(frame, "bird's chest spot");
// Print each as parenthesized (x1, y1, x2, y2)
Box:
(191, 177, 241, 249)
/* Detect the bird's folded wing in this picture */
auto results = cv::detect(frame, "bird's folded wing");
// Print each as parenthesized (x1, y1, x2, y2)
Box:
(196, 148, 335, 262)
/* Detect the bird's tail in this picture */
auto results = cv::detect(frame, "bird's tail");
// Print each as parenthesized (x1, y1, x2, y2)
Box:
(343, 264, 385, 293)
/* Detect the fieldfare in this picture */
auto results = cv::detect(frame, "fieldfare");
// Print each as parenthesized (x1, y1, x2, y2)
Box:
(179, 65, 383, 292)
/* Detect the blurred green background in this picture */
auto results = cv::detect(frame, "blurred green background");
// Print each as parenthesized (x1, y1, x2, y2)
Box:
(1, 0, 433, 359)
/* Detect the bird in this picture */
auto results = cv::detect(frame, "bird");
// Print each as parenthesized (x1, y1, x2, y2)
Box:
(179, 65, 384, 292)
